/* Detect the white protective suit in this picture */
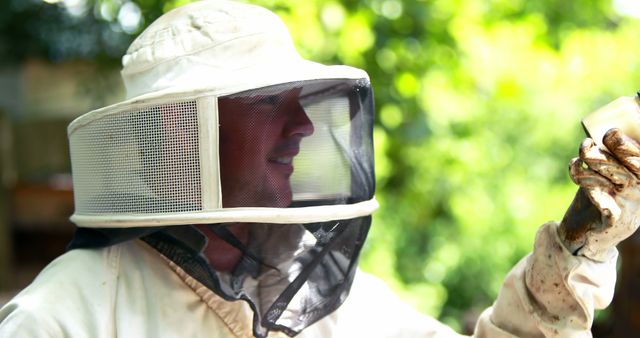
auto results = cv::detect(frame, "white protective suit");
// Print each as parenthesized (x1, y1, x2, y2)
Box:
(0, 222, 615, 337)
(0, 1, 633, 337)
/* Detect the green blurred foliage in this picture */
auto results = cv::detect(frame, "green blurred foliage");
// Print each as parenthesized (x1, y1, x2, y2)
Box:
(258, 0, 640, 330)
(4, 0, 640, 332)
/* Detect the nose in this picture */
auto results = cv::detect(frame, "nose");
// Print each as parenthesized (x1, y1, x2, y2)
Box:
(284, 102, 314, 138)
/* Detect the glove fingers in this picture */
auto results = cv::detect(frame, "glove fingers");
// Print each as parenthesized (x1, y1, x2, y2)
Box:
(579, 138, 635, 188)
(569, 158, 619, 227)
(602, 128, 640, 177)
(569, 157, 615, 189)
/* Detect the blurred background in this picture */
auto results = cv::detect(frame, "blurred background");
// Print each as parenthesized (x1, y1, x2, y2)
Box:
(1, 0, 640, 336)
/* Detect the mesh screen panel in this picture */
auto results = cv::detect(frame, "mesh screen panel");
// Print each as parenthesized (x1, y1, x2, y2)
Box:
(218, 79, 374, 208)
(70, 101, 202, 214)
(68, 78, 374, 227)
(292, 96, 351, 200)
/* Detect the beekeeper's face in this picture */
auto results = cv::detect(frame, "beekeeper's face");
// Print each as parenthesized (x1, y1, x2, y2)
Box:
(218, 88, 314, 208)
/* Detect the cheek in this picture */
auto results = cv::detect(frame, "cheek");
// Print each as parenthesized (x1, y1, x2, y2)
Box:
(220, 136, 261, 165)
(219, 132, 271, 187)
(219, 124, 251, 165)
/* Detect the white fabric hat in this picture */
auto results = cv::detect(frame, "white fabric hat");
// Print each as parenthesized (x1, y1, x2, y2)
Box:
(121, 0, 368, 101)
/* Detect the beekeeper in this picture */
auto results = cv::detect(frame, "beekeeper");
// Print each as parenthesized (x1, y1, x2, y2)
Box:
(1, 1, 638, 337)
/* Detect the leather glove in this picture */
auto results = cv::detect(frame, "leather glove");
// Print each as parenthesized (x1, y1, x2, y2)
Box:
(566, 128, 640, 261)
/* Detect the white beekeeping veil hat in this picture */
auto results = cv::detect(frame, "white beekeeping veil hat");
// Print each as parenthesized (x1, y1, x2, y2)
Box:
(68, 0, 377, 227)
(67, 1, 377, 336)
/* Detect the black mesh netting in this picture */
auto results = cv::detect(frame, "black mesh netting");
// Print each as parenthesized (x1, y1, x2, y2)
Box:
(139, 217, 371, 337)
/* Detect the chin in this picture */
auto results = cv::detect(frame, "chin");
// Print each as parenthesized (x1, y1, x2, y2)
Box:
(262, 177, 293, 207)
(271, 191, 293, 208)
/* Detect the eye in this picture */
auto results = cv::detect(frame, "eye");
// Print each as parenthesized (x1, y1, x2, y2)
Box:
(255, 95, 280, 106)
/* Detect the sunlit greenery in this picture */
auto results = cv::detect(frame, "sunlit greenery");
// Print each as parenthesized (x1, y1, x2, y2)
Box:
(4, 0, 640, 332)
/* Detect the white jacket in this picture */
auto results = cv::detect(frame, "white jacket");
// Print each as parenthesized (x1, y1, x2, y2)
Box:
(0, 222, 616, 337)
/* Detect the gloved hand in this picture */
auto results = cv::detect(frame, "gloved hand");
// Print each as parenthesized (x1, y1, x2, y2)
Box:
(564, 128, 640, 261)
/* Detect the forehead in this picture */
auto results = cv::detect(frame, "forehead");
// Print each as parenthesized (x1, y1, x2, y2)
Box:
(219, 79, 353, 102)
(217, 89, 304, 124)
(219, 87, 302, 104)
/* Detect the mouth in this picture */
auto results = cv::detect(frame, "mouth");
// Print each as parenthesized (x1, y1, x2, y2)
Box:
(267, 156, 295, 177)
(271, 156, 294, 165)
(268, 143, 300, 175)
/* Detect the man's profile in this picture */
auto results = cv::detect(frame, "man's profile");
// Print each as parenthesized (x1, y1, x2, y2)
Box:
(218, 87, 315, 208)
